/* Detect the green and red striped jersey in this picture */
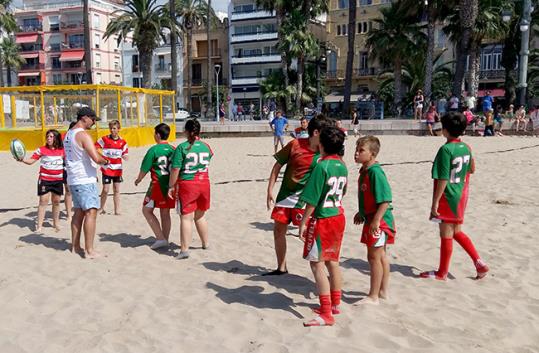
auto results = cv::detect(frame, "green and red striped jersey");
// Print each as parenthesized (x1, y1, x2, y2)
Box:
(358, 163, 396, 236)
(275, 138, 320, 209)
(171, 138, 213, 181)
(432, 138, 474, 223)
(140, 142, 175, 197)
(300, 155, 348, 218)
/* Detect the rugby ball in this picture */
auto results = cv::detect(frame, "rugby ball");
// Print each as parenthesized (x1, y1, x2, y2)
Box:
(10, 138, 26, 161)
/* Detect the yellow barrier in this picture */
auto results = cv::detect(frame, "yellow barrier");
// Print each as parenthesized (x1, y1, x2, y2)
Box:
(0, 84, 177, 151)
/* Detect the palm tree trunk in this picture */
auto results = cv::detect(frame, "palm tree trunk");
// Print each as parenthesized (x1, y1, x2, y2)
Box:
(141, 50, 152, 88)
(468, 40, 480, 97)
(423, 8, 435, 103)
(393, 57, 403, 115)
(206, 0, 212, 119)
(343, 0, 357, 115)
(0, 49, 4, 87)
(170, 0, 178, 103)
(452, 0, 478, 96)
(83, 0, 93, 84)
(296, 54, 304, 110)
(186, 30, 192, 112)
(6, 63, 11, 86)
(276, 8, 289, 113)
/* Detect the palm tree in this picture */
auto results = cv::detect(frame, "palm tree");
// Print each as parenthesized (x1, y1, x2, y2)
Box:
(0, 0, 16, 87)
(176, 0, 210, 113)
(366, 1, 425, 115)
(83, 0, 92, 84)
(206, 0, 212, 118)
(342, 0, 357, 116)
(169, 0, 179, 101)
(104, 0, 168, 88)
(0, 36, 24, 86)
(452, 0, 479, 96)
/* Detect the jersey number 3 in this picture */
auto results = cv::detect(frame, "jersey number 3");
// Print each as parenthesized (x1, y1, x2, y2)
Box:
(323, 176, 347, 208)
(450, 155, 470, 183)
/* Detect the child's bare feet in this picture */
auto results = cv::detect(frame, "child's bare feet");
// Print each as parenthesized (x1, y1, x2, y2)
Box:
(379, 291, 389, 300)
(355, 296, 380, 306)
(114, 212, 121, 216)
(70, 246, 84, 255)
(54, 225, 61, 232)
(35, 225, 42, 233)
(85, 250, 101, 259)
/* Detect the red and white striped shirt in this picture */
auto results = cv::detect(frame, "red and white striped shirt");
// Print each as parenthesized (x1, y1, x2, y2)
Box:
(96, 135, 128, 177)
(31, 146, 65, 182)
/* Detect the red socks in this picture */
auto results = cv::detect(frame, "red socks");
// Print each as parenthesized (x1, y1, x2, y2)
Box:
(453, 231, 480, 264)
(330, 290, 341, 314)
(437, 238, 453, 278)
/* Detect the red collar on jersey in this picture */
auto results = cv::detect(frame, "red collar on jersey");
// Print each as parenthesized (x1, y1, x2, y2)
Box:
(321, 154, 342, 161)
(447, 138, 462, 143)
(109, 134, 120, 141)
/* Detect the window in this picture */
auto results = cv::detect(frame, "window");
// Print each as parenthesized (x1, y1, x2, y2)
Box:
(360, 52, 368, 69)
(51, 56, 61, 69)
(357, 22, 361, 34)
(95, 53, 101, 68)
(68, 34, 84, 48)
(96, 72, 102, 84)
(53, 74, 62, 84)
(337, 25, 341, 36)
(342, 24, 347, 36)
(132, 54, 139, 72)
(92, 14, 100, 28)
(158, 55, 165, 70)
(359, 0, 372, 5)
(362, 22, 368, 33)
(49, 16, 59, 31)
(94, 33, 100, 49)
(114, 60, 120, 70)
(133, 77, 141, 87)
(338, 0, 348, 9)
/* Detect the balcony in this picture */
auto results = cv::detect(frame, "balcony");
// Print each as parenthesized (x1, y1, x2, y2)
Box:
(61, 22, 83, 31)
(231, 9, 275, 22)
(231, 76, 262, 86)
(478, 69, 505, 80)
(231, 53, 281, 65)
(20, 63, 45, 70)
(353, 68, 379, 77)
(19, 24, 43, 32)
(49, 43, 61, 52)
(231, 31, 278, 44)
(326, 70, 344, 80)
(194, 48, 222, 59)
(20, 43, 43, 52)
(63, 42, 84, 49)
(191, 78, 203, 87)
(155, 64, 171, 72)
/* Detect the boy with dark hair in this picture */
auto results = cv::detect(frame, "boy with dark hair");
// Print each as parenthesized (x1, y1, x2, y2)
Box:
(265, 114, 334, 276)
(270, 110, 289, 153)
(354, 135, 396, 304)
(421, 112, 489, 280)
(135, 123, 175, 250)
(294, 117, 309, 139)
(96, 120, 128, 215)
(298, 126, 348, 327)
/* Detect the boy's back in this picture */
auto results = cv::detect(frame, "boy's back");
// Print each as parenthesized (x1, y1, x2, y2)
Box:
(141, 142, 175, 195)
(432, 139, 474, 224)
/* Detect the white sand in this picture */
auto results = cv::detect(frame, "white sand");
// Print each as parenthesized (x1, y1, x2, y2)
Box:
(0, 135, 538, 353)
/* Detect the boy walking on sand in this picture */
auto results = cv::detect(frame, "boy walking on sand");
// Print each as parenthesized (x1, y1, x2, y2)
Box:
(298, 126, 348, 327)
(134, 123, 175, 250)
(421, 112, 489, 280)
(354, 136, 396, 305)
(96, 120, 128, 215)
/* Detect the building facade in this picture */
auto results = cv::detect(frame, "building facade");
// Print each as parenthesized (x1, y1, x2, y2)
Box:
(228, 0, 280, 115)
(183, 18, 229, 114)
(13, 0, 123, 86)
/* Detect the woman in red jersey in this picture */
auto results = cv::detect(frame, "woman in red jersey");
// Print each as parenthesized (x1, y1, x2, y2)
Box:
(20, 130, 65, 232)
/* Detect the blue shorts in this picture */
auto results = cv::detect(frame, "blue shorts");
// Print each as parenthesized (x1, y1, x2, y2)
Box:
(71, 183, 100, 211)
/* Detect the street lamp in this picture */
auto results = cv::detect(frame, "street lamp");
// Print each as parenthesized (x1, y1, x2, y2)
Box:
(214, 64, 221, 122)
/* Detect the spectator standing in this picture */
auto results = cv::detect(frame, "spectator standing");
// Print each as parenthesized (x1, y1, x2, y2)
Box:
(219, 103, 226, 125)
(448, 94, 459, 112)
(482, 91, 493, 113)
(269, 110, 289, 153)
(232, 102, 238, 121)
(249, 102, 256, 120)
(466, 94, 477, 112)
(351, 109, 360, 136)
(269, 99, 276, 121)
(437, 96, 447, 115)
(413, 90, 424, 120)
(425, 104, 439, 136)
(237, 103, 244, 121)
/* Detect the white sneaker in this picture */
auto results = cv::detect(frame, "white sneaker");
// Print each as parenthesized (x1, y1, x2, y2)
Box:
(150, 239, 169, 250)
(176, 251, 189, 260)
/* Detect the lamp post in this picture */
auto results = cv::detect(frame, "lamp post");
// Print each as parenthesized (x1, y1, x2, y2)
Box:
(214, 64, 221, 122)
(503, 0, 534, 106)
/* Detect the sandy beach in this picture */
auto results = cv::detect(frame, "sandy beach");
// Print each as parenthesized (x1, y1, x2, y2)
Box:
(0, 134, 538, 353)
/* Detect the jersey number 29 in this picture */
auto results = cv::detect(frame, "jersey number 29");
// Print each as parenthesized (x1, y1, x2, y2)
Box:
(323, 176, 347, 208)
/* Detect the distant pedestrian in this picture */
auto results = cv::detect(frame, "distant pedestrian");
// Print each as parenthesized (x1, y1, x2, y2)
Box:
(219, 103, 226, 125)
(237, 103, 244, 121)
(465, 94, 476, 112)
(448, 94, 459, 112)
(249, 102, 255, 120)
(232, 102, 238, 121)
(413, 90, 424, 120)
(269, 110, 288, 153)
(437, 96, 447, 115)
(482, 91, 493, 113)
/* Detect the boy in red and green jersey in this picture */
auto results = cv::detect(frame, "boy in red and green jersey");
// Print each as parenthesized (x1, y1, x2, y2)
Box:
(354, 136, 395, 305)
(134, 123, 175, 250)
(298, 126, 347, 327)
(265, 115, 335, 276)
(421, 112, 489, 281)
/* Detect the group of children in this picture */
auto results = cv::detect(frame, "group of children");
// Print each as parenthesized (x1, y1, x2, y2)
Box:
(19, 110, 490, 328)
(264, 112, 488, 327)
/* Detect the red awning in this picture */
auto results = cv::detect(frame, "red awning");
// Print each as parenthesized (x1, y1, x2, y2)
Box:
(21, 52, 39, 59)
(59, 50, 84, 62)
(16, 34, 39, 44)
(18, 71, 40, 77)
(478, 88, 505, 98)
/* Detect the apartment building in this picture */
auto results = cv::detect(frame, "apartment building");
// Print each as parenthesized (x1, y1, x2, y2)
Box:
(13, 0, 123, 86)
(122, 34, 184, 99)
(183, 18, 229, 113)
(228, 0, 280, 114)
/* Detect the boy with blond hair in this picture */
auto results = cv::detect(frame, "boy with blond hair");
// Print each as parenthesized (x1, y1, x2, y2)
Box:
(298, 126, 348, 327)
(354, 136, 396, 304)
(96, 120, 128, 215)
(421, 112, 489, 280)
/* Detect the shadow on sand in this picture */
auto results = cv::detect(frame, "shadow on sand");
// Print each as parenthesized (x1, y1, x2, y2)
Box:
(18, 233, 70, 251)
(341, 257, 420, 279)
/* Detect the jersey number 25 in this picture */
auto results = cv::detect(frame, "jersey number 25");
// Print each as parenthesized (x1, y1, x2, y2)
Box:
(184, 152, 210, 173)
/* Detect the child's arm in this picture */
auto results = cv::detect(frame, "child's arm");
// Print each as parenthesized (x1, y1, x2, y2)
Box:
(266, 162, 283, 210)
(19, 157, 38, 165)
(298, 204, 315, 241)
(431, 179, 447, 218)
(167, 168, 180, 199)
(134, 170, 147, 186)
(369, 202, 389, 235)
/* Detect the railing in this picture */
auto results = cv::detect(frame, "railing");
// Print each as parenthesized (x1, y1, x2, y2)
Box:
(19, 24, 43, 32)
(478, 69, 505, 80)
(191, 78, 203, 86)
(50, 24, 60, 32)
(326, 70, 344, 79)
(20, 63, 45, 70)
(155, 64, 171, 72)
(231, 9, 275, 21)
(20, 44, 43, 52)
(49, 43, 61, 51)
(62, 62, 85, 69)
(232, 52, 279, 58)
(65, 42, 84, 49)
(61, 22, 83, 30)
(194, 48, 222, 58)
(353, 68, 379, 77)
(232, 30, 277, 37)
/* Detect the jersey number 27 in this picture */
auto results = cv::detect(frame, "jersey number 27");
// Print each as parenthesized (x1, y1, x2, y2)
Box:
(450, 155, 470, 183)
